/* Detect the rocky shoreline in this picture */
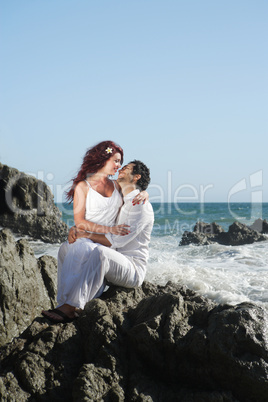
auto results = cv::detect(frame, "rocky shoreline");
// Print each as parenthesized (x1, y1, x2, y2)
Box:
(0, 228, 268, 401)
(0, 163, 268, 401)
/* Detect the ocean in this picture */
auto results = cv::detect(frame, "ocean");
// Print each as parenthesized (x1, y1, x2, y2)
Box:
(29, 202, 268, 310)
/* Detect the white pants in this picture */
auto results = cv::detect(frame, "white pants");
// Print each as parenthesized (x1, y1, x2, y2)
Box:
(57, 238, 142, 309)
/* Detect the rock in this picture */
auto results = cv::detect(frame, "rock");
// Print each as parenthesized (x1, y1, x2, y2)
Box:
(0, 228, 57, 346)
(250, 218, 268, 234)
(179, 230, 213, 246)
(194, 221, 225, 234)
(0, 163, 68, 243)
(220, 221, 267, 246)
(180, 221, 267, 246)
(0, 281, 267, 401)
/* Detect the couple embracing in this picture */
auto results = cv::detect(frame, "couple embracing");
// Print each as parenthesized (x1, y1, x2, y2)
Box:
(42, 140, 154, 323)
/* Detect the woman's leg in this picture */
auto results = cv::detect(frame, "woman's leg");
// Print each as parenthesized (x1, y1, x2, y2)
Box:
(42, 238, 99, 322)
(57, 238, 98, 308)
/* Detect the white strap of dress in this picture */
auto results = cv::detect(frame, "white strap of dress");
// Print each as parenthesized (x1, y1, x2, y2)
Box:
(84, 180, 91, 188)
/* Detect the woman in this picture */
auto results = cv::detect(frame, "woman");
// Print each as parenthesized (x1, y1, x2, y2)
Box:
(67, 140, 129, 236)
(42, 140, 146, 323)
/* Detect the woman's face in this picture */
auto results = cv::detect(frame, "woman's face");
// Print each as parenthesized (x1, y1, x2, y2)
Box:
(103, 152, 122, 175)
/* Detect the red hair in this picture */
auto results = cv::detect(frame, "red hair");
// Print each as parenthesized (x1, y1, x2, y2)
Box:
(66, 140, 124, 202)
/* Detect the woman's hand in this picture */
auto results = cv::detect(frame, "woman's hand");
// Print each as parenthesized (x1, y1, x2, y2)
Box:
(110, 224, 130, 236)
(68, 226, 88, 243)
(68, 226, 77, 244)
(132, 190, 149, 205)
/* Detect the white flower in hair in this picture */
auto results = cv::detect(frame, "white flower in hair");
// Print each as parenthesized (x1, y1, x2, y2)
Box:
(106, 147, 113, 154)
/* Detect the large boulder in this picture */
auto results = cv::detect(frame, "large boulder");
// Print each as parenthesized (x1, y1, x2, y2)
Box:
(0, 228, 57, 346)
(0, 163, 68, 243)
(180, 221, 267, 246)
(0, 280, 267, 401)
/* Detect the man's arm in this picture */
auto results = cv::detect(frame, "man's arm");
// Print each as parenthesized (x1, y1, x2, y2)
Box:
(68, 227, 111, 247)
(105, 203, 154, 249)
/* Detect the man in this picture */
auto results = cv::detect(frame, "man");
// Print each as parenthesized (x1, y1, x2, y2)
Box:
(42, 160, 154, 323)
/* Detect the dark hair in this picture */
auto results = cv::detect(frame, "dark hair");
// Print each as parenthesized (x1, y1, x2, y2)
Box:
(129, 160, 150, 191)
(66, 140, 123, 202)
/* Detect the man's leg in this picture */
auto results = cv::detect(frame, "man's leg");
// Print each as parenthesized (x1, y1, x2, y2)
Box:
(64, 245, 142, 305)
(98, 245, 143, 288)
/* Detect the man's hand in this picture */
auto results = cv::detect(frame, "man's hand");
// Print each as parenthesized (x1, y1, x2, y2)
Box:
(68, 226, 78, 244)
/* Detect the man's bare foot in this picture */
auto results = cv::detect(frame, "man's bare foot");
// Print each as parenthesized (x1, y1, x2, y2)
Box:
(41, 304, 80, 323)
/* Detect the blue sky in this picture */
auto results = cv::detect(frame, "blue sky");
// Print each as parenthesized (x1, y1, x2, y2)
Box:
(1, 0, 267, 203)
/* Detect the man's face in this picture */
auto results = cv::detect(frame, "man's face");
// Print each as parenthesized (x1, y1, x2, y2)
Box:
(117, 163, 135, 184)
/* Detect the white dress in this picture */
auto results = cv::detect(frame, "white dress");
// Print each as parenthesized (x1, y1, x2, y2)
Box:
(57, 180, 123, 308)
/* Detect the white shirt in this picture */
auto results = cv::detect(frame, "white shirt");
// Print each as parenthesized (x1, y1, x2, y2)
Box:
(105, 189, 154, 274)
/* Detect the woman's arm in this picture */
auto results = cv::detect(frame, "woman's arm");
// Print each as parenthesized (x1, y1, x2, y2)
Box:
(132, 190, 149, 205)
(73, 181, 129, 235)
(68, 226, 111, 246)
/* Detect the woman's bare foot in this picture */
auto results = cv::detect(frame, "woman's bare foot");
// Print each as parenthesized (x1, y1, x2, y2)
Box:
(41, 304, 80, 323)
